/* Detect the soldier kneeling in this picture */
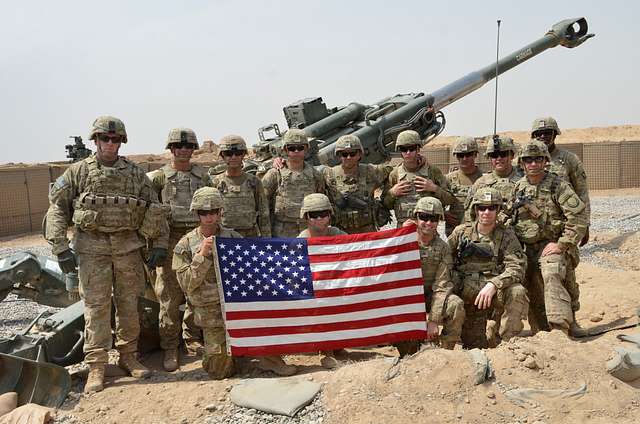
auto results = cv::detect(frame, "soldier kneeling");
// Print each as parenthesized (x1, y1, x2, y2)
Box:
(449, 187, 529, 349)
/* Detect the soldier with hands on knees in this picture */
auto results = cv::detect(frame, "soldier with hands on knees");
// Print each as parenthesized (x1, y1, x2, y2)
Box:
(510, 141, 588, 334)
(210, 135, 271, 237)
(45, 116, 169, 392)
(445, 137, 483, 235)
(147, 128, 210, 371)
(384, 130, 455, 228)
(449, 187, 528, 349)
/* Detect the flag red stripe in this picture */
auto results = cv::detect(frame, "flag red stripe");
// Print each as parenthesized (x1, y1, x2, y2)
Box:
(230, 330, 427, 356)
(312, 259, 422, 281)
(227, 312, 426, 338)
(226, 294, 425, 320)
(306, 225, 416, 246)
(308, 241, 419, 264)
(314, 278, 425, 298)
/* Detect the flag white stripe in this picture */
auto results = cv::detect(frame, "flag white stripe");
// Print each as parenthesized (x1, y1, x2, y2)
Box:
(225, 303, 426, 329)
(306, 232, 417, 255)
(309, 250, 420, 274)
(224, 285, 424, 312)
(229, 322, 427, 346)
(312, 268, 422, 289)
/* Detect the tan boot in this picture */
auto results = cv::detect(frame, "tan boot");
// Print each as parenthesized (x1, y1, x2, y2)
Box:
(185, 340, 204, 357)
(85, 364, 105, 393)
(256, 355, 297, 376)
(118, 353, 151, 378)
(163, 348, 179, 372)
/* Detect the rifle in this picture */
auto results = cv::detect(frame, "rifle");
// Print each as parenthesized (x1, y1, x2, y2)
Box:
(512, 191, 542, 220)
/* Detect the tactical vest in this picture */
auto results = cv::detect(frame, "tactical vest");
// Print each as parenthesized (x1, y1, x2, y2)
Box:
(512, 173, 564, 244)
(72, 156, 147, 232)
(159, 165, 206, 228)
(213, 173, 258, 230)
(326, 164, 376, 230)
(448, 169, 482, 203)
(394, 164, 436, 221)
(274, 165, 318, 222)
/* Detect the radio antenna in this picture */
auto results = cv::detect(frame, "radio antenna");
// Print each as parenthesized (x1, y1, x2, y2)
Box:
(493, 19, 501, 139)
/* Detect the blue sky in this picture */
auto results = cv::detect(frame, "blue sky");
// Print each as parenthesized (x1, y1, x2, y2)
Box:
(1, 1, 637, 163)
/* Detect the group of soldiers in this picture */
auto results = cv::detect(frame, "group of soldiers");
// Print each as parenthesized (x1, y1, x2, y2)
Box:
(44, 114, 589, 393)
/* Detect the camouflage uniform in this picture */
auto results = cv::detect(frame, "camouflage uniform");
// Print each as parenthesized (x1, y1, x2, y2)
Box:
(172, 187, 241, 379)
(147, 128, 210, 355)
(210, 135, 271, 237)
(449, 188, 528, 349)
(262, 130, 325, 237)
(45, 116, 168, 370)
(510, 141, 588, 333)
(446, 137, 483, 235)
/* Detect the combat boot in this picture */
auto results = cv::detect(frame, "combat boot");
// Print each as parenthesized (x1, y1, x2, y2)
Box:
(84, 364, 105, 393)
(256, 355, 297, 376)
(118, 353, 151, 378)
(163, 348, 179, 372)
(185, 340, 205, 357)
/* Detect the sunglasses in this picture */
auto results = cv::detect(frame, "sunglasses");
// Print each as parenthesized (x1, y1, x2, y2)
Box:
(416, 213, 439, 223)
(487, 151, 511, 159)
(398, 145, 419, 153)
(533, 130, 555, 139)
(285, 145, 306, 152)
(96, 134, 123, 144)
(339, 151, 359, 158)
(197, 209, 221, 216)
(170, 142, 196, 150)
(307, 210, 331, 219)
(522, 156, 545, 164)
(455, 152, 476, 159)
(476, 205, 498, 212)
(221, 150, 246, 157)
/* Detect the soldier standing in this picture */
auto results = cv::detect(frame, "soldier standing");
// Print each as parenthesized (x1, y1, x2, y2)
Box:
(384, 130, 455, 227)
(147, 128, 209, 371)
(445, 137, 483, 235)
(398, 197, 465, 354)
(510, 141, 588, 334)
(45, 116, 168, 392)
(449, 188, 528, 348)
(262, 129, 325, 237)
(210, 135, 271, 237)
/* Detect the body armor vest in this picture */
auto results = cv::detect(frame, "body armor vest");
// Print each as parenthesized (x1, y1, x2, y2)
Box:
(513, 173, 564, 244)
(274, 165, 318, 222)
(213, 174, 258, 230)
(395, 164, 437, 221)
(159, 165, 206, 228)
(327, 164, 376, 230)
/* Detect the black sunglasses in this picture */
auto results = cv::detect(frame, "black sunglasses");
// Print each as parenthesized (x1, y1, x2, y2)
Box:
(416, 212, 439, 223)
(522, 156, 545, 164)
(170, 142, 196, 150)
(307, 210, 331, 219)
(398, 145, 419, 153)
(221, 150, 246, 157)
(487, 151, 511, 159)
(533, 130, 555, 139)
(476, 205, 498, 212)
(339, 151, 359, 158)
(285, 145, 306, 152)
(197, 209, 221, 216)
(97, 134, 123, 143)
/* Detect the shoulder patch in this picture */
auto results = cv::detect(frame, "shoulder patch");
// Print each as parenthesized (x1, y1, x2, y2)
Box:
(53, 176, 68, 190)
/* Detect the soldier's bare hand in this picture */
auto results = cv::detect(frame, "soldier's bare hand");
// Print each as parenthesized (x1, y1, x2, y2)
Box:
(474, 282, 497, 310)
(390, 181, 412, 197)
(272, 157, 286, 170)
(541, 242, 563, 257)
(413, 176, 438, 193)
(199, 236, 214, 257)
(402, 218, 417, 228)
(425, 320, 440, 340)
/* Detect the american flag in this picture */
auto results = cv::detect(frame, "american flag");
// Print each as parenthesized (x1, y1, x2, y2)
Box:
(213, 226, 427, 356)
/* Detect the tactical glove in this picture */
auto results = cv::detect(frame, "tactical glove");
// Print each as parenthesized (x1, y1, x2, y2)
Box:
(57, 249, 78, 274)
(579, 228, 590, 247)
(147, 247, 168, 268)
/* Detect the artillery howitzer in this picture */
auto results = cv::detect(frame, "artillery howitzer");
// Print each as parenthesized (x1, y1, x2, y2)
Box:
(5, 17, 593, 409)
(65, 136, 92, 163)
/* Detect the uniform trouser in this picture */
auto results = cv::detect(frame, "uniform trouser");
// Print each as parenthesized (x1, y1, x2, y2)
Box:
(343, 224, 376, 235)
(78, 251, 144, 364)
(235, 227, 260, 238)
(192, 304, 233, 378)
(154, 228, 201, 350)
(524, 245, 574, 332)
(272, 219, 306, 238)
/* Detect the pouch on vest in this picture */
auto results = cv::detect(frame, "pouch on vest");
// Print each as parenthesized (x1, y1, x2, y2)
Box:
(72, 209, 99, 231)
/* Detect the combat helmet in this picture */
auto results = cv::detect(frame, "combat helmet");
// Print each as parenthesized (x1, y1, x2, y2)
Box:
(452, 136, 479, 154)
(413, 196, 444, 220)
(89, 115, 127, 143)
(485, 135, 517, 155)
(395, 130, 422, 150)
(218, 134, 247, 153)
(166, 127, 198, 149)
(282, 129, 309, 146)
(335, 134, 363, 153)
(470, 187, 503, 209)
(531, 116, 561, 136)
(190, 187, 224, 211)
(300, 193, 333, 218)
(519, 140, 551, 162)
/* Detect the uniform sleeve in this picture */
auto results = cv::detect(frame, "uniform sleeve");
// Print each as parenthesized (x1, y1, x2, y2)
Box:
(431, 168, 456, 207)
(45, 167, 78, 254)
(567, 154, 591, 222)
(313, 167, 326, 194)
(555, 182, 588, 249)
(261, 168, 278, 215)
(489, 229, 526, 290)
(429, 243, 455, 325)
(140, 173, 170, 249)
(381, 168, 398, 210)
(172, 240, 211, 295)
(373, 164, 393, 187)
(254, 177, 272, 237)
